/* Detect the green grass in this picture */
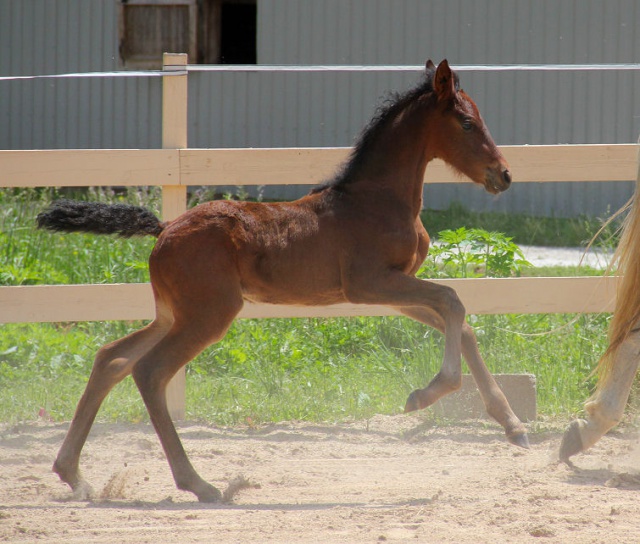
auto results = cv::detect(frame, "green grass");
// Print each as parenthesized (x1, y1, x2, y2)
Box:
(0, 313, 610, 425)
(0, 189, 622, 426)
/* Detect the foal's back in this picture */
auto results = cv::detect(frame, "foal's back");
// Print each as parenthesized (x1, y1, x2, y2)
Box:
(150, 192, 355, 306)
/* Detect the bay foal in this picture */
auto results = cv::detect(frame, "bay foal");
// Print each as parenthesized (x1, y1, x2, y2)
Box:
(38, 60, 527, 502)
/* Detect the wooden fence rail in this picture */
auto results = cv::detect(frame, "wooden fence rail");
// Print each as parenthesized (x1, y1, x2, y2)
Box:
(0, 54, 636, 417)
(2, 144, 637, 189)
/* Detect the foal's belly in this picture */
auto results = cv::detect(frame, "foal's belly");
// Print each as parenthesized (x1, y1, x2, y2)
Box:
(238, 249, 346, 306)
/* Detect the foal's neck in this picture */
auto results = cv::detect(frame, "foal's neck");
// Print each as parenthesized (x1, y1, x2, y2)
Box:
(348, 100, 434, 217)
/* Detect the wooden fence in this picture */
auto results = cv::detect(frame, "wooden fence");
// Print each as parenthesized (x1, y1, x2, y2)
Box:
(0, 54, 636, 417)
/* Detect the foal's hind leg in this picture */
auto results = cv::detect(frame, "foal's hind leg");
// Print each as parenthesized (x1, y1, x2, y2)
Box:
(53, 318, 171, 498)
(130, 296, 242, 502)
(401, 306, 529, 447)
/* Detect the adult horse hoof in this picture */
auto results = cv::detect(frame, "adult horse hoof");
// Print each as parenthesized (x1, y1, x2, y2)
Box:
(558, 420, 584, 462)
(507, 431, 530, 449)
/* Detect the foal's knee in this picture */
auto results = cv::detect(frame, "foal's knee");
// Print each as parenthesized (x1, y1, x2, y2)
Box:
(440, 285, 466, 324)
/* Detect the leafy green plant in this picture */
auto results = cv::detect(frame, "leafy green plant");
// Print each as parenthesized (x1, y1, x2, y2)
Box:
(419, 227, 531, 279)
(421, 202, 621, 249)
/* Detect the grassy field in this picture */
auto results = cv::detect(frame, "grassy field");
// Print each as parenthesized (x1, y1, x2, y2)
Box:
(0, 188, 623, 425)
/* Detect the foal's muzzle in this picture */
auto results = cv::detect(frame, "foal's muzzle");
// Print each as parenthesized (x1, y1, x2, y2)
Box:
(485, 167, 512, 194)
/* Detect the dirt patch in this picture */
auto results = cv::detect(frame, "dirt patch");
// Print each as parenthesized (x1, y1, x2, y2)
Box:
(1, 415, 639, 543)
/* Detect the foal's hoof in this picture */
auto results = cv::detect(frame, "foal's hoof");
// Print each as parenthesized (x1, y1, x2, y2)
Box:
(507, 431, 530, 449)
(404, 390, 425, 413)
(558, 420, 584, 463)
(195, 483, 223, 503)
(69, 480, 95, 501)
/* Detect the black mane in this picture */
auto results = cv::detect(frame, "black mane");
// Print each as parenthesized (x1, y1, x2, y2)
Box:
(310, 68, 459, 195)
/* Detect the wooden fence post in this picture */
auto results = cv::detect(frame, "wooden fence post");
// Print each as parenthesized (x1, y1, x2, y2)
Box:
(162, 53, 188, 420)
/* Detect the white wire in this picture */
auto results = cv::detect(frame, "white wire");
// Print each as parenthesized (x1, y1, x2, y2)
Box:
(2, 63, 640, 82)
(187, 63, 640, 72)
(0, 70, 172, 81)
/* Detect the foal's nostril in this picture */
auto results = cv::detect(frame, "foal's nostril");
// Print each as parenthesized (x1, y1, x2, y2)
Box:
(502, 169, 512, 186)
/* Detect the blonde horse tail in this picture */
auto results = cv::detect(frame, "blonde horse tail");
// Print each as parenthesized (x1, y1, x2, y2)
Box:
(593, 141, 640, 394)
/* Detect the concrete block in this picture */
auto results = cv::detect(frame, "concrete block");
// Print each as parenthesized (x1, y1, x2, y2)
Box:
(433, 374, 537, 422)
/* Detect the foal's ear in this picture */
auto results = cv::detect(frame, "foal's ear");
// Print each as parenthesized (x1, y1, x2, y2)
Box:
(425, 59, 436, 71)
(434, 59, 456, 101)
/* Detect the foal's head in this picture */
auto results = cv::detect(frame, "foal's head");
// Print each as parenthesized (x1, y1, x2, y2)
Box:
(426, 60, 511, 194)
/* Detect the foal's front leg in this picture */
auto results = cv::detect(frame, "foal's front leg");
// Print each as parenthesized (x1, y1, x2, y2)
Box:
(401, 292, 466, 412)
(345, 274, 467, 410)
(345, 268, 529, 446)
(401, 306, 528, 447)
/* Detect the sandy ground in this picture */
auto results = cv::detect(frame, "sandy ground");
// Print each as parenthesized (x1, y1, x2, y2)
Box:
(0, 246, 628, 542)
(1, 414, 639, 543)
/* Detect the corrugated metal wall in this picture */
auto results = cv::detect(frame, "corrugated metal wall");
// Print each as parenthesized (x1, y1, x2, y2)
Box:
(0, 0, 119, 76)
(1, 0, 639, 216)
(0, 0, 162, 150)
(2, 76, 162, 149)
(258, 0, 640, 65)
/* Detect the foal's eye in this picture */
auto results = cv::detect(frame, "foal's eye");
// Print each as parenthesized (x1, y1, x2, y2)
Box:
(461, 119, 474, 132)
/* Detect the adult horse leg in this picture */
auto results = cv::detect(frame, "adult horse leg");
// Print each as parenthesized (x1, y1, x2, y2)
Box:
(130, 289, 242, 502)
(401, 307, 529, 447)
(559, 330, 640, 462)
(53, 316, 171, 498)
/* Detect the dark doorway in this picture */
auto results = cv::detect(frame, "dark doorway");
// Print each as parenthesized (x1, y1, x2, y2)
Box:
(220, 2, 257, 64)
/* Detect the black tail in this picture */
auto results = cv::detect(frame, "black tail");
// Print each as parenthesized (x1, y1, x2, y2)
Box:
(36, 200, 165, 238)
